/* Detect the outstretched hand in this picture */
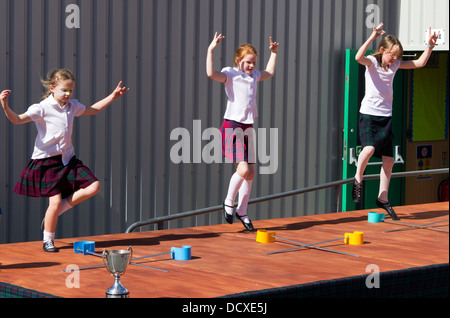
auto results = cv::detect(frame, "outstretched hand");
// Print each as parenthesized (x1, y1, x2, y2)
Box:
(370, 23, 386, 40)
(269, 37, 279, 54)
(111, 81, 129, 100)
(427, 27, 440, 48)
(208, 32, 225, 52)
(0, 90, 12, 108)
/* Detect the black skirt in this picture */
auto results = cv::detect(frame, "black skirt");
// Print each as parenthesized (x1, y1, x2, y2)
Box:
(358, 113, 394, 158)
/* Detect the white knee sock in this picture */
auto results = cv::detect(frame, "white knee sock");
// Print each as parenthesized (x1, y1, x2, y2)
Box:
(224, 173, 245, 215)
(236, 180, 252, 223)
(58, 199, 73, 216)
(43, 230, 55, 243)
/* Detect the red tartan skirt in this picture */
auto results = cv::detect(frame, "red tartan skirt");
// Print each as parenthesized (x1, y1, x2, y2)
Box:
(220, 119, 256, 163)
(14, 155, 98, 199)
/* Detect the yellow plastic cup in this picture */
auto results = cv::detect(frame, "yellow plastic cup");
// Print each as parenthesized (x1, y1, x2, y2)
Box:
(344, 231, 364, 245)
(256, 229, 276, 243)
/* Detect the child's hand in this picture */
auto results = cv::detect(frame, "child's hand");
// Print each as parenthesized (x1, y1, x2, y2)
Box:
(269, 37, 279, 54)
(208, 32, 225, 52)
(370, 23, 386, 40)
(0, 90, 11, 108)
(111, 82, 129, 100)
(427, 27, 440, 48)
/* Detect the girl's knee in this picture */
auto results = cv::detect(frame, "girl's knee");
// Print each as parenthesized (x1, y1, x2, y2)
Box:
(363, 146, 375, 156)
(383, 156, 395, 167)
(48, 197, 63, 213)
(90, 181, 102, 195)
(236, 162, 255, 180)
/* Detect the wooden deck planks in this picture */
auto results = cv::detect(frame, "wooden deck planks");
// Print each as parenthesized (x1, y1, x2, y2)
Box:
(0, 202, 448, 298)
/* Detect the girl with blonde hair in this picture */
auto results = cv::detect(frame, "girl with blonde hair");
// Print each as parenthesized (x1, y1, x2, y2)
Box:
(1, 69, 129, 252)
(353, 23, 440, 219)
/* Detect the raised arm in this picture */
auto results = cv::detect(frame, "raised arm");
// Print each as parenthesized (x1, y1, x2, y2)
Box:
(206, 32, 227, 83)
(400, 27, 440, 69)
(82, 81, 129, 116)
(260, 37, 279, 81)
(355, 23, 386, 66)
(0, 90, 32, 125)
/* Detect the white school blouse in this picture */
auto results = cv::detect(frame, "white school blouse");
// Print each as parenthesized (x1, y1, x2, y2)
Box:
(222, 67, 261, 124)
(25, 95, 86, 166)
(359, 55, 401, 117)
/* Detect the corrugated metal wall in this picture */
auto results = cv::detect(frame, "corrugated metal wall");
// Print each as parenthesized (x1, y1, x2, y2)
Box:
(0, 0, 400, 244)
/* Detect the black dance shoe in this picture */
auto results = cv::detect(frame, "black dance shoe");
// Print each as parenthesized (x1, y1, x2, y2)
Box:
(376, 199, 400, 220)
(236, 214, 255, 231)
(352, 180, 363, 203)
(43, 240, 58, 253)
(223, 202, 234, 224)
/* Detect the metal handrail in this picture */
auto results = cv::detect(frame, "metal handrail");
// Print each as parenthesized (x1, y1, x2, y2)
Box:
(125, 168, 449, 233)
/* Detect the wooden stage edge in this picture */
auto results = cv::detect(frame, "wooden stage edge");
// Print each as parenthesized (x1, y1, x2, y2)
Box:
(0, 202, 448, 298)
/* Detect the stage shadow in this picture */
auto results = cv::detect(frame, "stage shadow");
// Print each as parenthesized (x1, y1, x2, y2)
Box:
(0, 262, 61, 270)
(398, 209, 449, 221)
(261, 214, 368, 232)
(58, 232, 221, 251)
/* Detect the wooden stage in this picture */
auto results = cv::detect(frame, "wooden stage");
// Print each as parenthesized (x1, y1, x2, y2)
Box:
(0, 202, 448, 298)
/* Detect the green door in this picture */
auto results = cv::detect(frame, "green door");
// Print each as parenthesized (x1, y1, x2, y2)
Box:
(342, 49, 406, 212)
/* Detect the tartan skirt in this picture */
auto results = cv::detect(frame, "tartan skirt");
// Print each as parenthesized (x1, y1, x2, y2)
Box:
(358, 113, 394, 158)
(14, 155, 99, 199)
(220, 119, 256, 163)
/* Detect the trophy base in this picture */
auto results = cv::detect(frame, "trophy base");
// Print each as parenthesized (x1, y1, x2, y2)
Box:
(106, 292, 129, 299)
(105, 275, 129, 298)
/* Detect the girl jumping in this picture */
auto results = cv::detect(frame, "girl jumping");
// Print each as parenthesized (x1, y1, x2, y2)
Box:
(353, 23, 440, 220)
(1, 69, 129, 252)
(206, 33, 279, 231)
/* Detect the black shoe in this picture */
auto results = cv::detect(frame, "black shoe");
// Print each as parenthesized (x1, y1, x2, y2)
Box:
(376, 199, 400, 220)
(43, 240, 58, 253)
(352, 180, 363, 203)
(223, 202, 234, 224)
(236, 214, 255, 231)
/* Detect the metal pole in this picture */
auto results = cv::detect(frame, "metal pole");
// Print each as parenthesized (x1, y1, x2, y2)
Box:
(384, 219, 449, 233)
(266, 236, 359, 257)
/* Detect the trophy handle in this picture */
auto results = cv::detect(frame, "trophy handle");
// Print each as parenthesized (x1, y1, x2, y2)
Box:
(102, 249, 111, 273)
(127, 246, 133, 264)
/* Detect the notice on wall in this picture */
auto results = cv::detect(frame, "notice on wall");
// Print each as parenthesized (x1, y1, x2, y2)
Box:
(417, 145, 432, 180)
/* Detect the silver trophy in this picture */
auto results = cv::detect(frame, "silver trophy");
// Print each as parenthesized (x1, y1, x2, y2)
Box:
(103, 246, 133, 298)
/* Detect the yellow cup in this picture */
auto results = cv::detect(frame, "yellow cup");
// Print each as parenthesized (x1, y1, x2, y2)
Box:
(344, 231, 364, 245)
(256, 229, 276, 243)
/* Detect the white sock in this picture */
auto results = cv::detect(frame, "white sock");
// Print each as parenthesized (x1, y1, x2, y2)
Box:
(58, 199, 73, 216)
(236, 180, 252, 223)
(43, 230, 55, 243)
(224, 173, 245, 215)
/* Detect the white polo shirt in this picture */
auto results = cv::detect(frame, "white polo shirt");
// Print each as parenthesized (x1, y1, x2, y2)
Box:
(222, 67, 261, 124)
(26, 95, 86, 166)
(360, 55, 401, 117)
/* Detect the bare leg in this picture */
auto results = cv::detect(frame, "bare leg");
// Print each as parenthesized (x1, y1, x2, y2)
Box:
(376, 156, 399, 220)
(66, 181, 102, 207)
(378, 156, 395, 202)
(353, 146, 375, 203)
(354, 146, 375, 183)
(44, 194, 63, 233)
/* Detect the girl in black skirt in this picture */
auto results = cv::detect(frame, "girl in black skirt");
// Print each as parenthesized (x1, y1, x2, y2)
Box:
(353, 23, 440, 219)
(1, 69, 129, 252)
